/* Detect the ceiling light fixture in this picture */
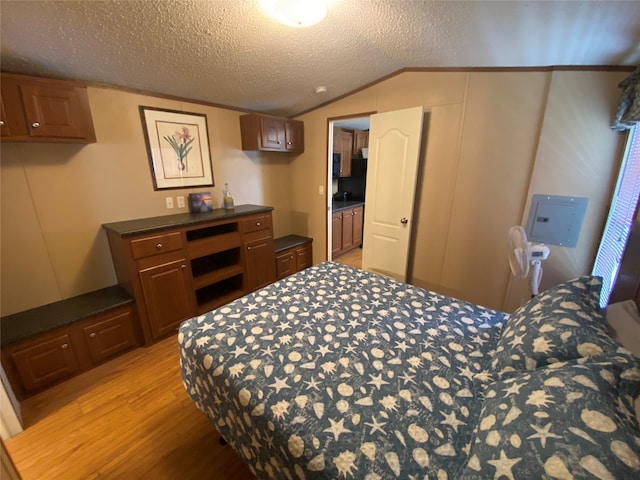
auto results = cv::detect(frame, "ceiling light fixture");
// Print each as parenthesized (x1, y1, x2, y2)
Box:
(262, 0, 328, 28)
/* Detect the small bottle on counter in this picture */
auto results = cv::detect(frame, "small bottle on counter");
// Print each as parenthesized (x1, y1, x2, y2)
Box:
(223, 183, 234, 210)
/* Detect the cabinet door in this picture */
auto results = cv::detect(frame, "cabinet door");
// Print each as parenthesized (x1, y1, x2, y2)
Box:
(10, 333, 80, 392)
(341, 208, 354, 251)
(296, 244, 313, 271)
(82, 308, 138, 364)
(0, 96, 10, 137)
(332, 212, 343, 257)
(140, 259, 194, 339)
(353, 206, 364, 247)
(260, 116, 285, 150)
(19, 83, 94, 140)
(353, 130, 369, 155)
(276, 250, 296, 280)
(285, 120, 304, 153)
(339, 130, 353, 177)
(244, 235, 277, 290)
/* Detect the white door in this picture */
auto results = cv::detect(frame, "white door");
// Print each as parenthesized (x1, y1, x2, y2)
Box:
(362, 106, 424, 282)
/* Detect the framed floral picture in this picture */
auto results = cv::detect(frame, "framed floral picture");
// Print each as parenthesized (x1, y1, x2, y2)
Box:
(139, 106, 214, 190)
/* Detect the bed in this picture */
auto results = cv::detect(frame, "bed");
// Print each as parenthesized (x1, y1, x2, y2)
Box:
(179, 254, 640, 479)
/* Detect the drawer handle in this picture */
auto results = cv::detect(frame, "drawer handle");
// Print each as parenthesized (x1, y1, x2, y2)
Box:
(89, 332, 97, 338)
(31, 122, 41, 128)
(156, 243, 163, 249)
(61, 343, 69, 349)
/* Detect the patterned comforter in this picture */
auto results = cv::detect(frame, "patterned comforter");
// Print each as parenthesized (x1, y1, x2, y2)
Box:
(179, 262, 507, 479)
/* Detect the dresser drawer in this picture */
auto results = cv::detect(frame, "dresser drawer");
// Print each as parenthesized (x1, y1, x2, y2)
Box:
(130, 232, 183, 259)
(240, 213, 272, 233)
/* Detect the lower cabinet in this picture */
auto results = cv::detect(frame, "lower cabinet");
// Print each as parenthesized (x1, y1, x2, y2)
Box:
(275, 235, 313, 280)
(139, 258, 194, 339)
(244, 235, 277, 290)
(1, 304, 138, 399)
(332, 205, 364, 257)
(104, 207, 277, 344)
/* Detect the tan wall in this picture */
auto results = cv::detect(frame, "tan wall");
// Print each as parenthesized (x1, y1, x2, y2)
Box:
(0, 88, 293, 316)
(1, 70, 627, 316)
(295, 70, 627, 311)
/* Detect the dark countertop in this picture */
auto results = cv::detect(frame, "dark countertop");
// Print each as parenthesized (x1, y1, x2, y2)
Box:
(102, 204, 273, 237)
(274, 234, 313, 253)
(1, 285, 134, 347)
(332, 200, 365, 212)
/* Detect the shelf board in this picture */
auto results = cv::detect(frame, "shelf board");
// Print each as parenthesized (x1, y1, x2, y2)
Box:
(192, 265, 244, 290)
(187, 232, 242, 260)
(196, 289, 245, 314)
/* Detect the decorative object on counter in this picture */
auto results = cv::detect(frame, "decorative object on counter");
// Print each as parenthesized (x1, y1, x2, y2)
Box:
(139, 106, 214, 190)
(223, 183, 235, 210)
(188, 192, 213, 213)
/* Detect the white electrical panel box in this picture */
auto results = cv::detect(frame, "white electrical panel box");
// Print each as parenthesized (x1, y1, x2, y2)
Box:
(525, 195, 588, 247)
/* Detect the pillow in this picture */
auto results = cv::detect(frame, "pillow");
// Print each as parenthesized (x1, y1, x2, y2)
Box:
(459, 361, 640, 479)
(606, 300, 640, 357)
(491, 276, 621, 371)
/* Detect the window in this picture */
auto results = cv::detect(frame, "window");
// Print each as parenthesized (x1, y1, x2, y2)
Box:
(592, 126, 640, 307)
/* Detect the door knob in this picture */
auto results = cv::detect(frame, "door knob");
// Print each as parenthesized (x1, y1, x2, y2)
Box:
(400, 218, 408, 224)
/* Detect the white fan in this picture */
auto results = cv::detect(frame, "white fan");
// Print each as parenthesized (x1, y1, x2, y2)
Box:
(508, 226, 550, 296)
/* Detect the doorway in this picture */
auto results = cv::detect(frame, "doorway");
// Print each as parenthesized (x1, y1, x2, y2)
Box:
(327, 115, 371, 270)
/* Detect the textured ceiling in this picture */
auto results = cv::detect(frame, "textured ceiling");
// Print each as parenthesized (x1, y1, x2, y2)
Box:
(1, 0, 639, 117)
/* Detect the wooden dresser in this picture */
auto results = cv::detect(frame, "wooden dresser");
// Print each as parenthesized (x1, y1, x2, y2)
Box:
(103, 205, 276, 345)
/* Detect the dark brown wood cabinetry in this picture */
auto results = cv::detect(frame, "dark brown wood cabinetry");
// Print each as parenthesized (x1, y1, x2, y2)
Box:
(353, 129, 369, 155)
(104, 206, 277, 344)
(333, 127, 353, 177)
(240, 113, 304, 153)
(274, 235, 313, 280)
(1, 304, 138, 399)
(0, 72, 96, 143)
(332, 205, 364, 257)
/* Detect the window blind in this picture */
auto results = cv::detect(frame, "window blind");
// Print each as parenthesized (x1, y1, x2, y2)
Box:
(592, 126, 640, 307)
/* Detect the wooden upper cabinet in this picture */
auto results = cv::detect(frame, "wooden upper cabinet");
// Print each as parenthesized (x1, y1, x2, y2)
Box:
(285, 119, 304, 152)
(0, 72, 96, 143)
(240, 113, 304, 153)
(353, 129, 369, 155)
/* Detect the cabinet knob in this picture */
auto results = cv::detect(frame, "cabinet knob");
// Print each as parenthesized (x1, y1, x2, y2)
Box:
(181, 264, 187, 269)
(287, 141, 292, 145)
(61, 343, 69, 349)
(31, 122, 41, 128)
(0, 121, 5, 127)
(89, 332, 97, 338)
(156, 243, 163, 249)
(256, 222, 261, 227)
(277, 141, 281, 144)
(400, 217, 408, 224)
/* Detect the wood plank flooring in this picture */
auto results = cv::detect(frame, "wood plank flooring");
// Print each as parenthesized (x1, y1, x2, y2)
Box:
(333, 247, 362, 269)
(5, 335, 254, 480)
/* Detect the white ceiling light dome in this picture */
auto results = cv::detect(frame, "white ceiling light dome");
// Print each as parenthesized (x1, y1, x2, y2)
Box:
(262, 0, 329, 28)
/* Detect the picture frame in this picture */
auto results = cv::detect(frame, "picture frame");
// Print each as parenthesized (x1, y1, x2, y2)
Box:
(188, 192, 213, 213)
(139, 106, 214, 190)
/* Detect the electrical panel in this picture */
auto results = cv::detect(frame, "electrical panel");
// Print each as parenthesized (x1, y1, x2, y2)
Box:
(525, 195, 588, 247)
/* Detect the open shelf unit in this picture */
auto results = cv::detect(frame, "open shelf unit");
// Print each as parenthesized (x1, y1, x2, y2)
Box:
(185, 220, 244, 312)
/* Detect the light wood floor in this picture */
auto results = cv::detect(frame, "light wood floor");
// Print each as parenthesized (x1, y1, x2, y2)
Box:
(5, 335, 254, 480)
(333, 247, 362, 269)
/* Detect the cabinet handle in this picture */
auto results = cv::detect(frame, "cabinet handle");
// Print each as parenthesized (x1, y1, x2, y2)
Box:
(156, 243, 163, 249)
(31, 122, 40, 128)
(89, 332, 97, 338)
(61, 343, 69, 349)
